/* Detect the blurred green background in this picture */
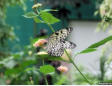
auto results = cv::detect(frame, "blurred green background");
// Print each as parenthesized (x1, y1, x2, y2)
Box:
(6, 0, 100, 47)
(1, 0, 112, 85)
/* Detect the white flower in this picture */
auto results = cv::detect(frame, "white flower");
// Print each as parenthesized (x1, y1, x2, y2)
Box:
(32, 3, 42, 9)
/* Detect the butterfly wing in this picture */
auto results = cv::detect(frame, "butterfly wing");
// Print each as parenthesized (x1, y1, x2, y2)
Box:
(46, 42, 64, 56)
(48, 27, 73, 42)
(61, 41, 76, 49)
(46, 27, 75, 57)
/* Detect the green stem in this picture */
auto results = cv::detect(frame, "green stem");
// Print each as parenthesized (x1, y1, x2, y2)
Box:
(47, 24, 93, 85)
(64, 50, 93, 85)
(42, 60, 48, 85)
(47, 24, 55, 32)
(45, 76, 48, 85)
(33, 0, 38, 37)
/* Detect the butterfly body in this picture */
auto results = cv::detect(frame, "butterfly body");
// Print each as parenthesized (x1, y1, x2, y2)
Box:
(46, 27, 76, 56)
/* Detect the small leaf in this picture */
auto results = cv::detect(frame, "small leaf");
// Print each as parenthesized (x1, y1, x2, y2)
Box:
(33, 17, 42, 23)
(40, 9, 58, 13)
(88, 35, 112, 48)
(40, 12, 60, 24)
(23, 12, 37, 18)
(79, 48, 97, 54)
(40, 65, 55, 75)
(77, 36, 112, 55)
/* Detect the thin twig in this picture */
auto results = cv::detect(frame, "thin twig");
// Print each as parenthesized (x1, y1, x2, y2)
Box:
(33, 0, 38, 37)
(42, 60, 49, 85)
(45, 75, 48, 85)
(47, 24, 55, 32)
(64, 49, 93, 85)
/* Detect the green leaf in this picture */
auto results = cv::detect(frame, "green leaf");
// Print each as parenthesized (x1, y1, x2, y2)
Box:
(40, 9, 58, 13)
(36, 54, 69, 62)
(23, 12, 37, 18)
(79, 48, 97, 54)
(88, 35, 112, 48)
(5, 68, 21, 76)
(40, 12, 60, 24)
(39, 65, 55, 75)
(77, 36, 112, 55)
(20, 60, 36, 68)
(33, 17, 42, 23)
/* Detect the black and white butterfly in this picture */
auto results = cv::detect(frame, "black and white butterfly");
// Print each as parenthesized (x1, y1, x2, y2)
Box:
(46, 27, 76, 57)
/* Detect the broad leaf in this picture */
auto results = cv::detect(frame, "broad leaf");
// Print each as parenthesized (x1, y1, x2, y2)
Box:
(33, 17, 42, 23)
(23, 12, 37, 18)
(39, 65, 55, 75)
(40, 12, 60, 24)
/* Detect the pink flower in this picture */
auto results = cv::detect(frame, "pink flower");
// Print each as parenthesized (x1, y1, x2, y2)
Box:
(33, 39, 47, 47)
(6, 80, 11, 85)
(57, 65, 68, 72)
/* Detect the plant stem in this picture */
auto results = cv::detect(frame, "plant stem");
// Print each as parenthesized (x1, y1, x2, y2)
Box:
(47, 24, 93, 85)
(47, 24, 55, 32)
(42, 60, 48, 85)
(33, 0, 38, 37)
(64, 49, 93, 85)
(45, 75, 48, 85)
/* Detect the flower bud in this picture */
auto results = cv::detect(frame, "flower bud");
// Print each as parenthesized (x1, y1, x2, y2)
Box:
(33, 39, 47, 47)
(32, 3, 42, 9)
(57, 65, 68, 72)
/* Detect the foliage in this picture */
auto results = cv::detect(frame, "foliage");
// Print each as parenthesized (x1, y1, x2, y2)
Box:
(40, 65, 55, 75)
(0, 0, 26, 18)
(96, 0, 112, 31)
(23, 2, 112, 85)
(72, 66, 99, 85)
(23, 10, 60, 25)
(0, 0, 26, 58)
(73, 43, 112, 85)
(1, 1, 112, 85)
(0, 38, 70, 85)
(85, 0, 112, 82)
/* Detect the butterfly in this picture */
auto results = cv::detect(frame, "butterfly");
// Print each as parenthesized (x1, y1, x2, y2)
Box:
(46, 27, 76, 57)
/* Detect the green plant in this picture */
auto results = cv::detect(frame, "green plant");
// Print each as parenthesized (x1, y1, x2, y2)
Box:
(0, 0, 26, 58)
(96, 0, 112, 31)
(1, 1, 112, 85)
(23, 3, 112, 85)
